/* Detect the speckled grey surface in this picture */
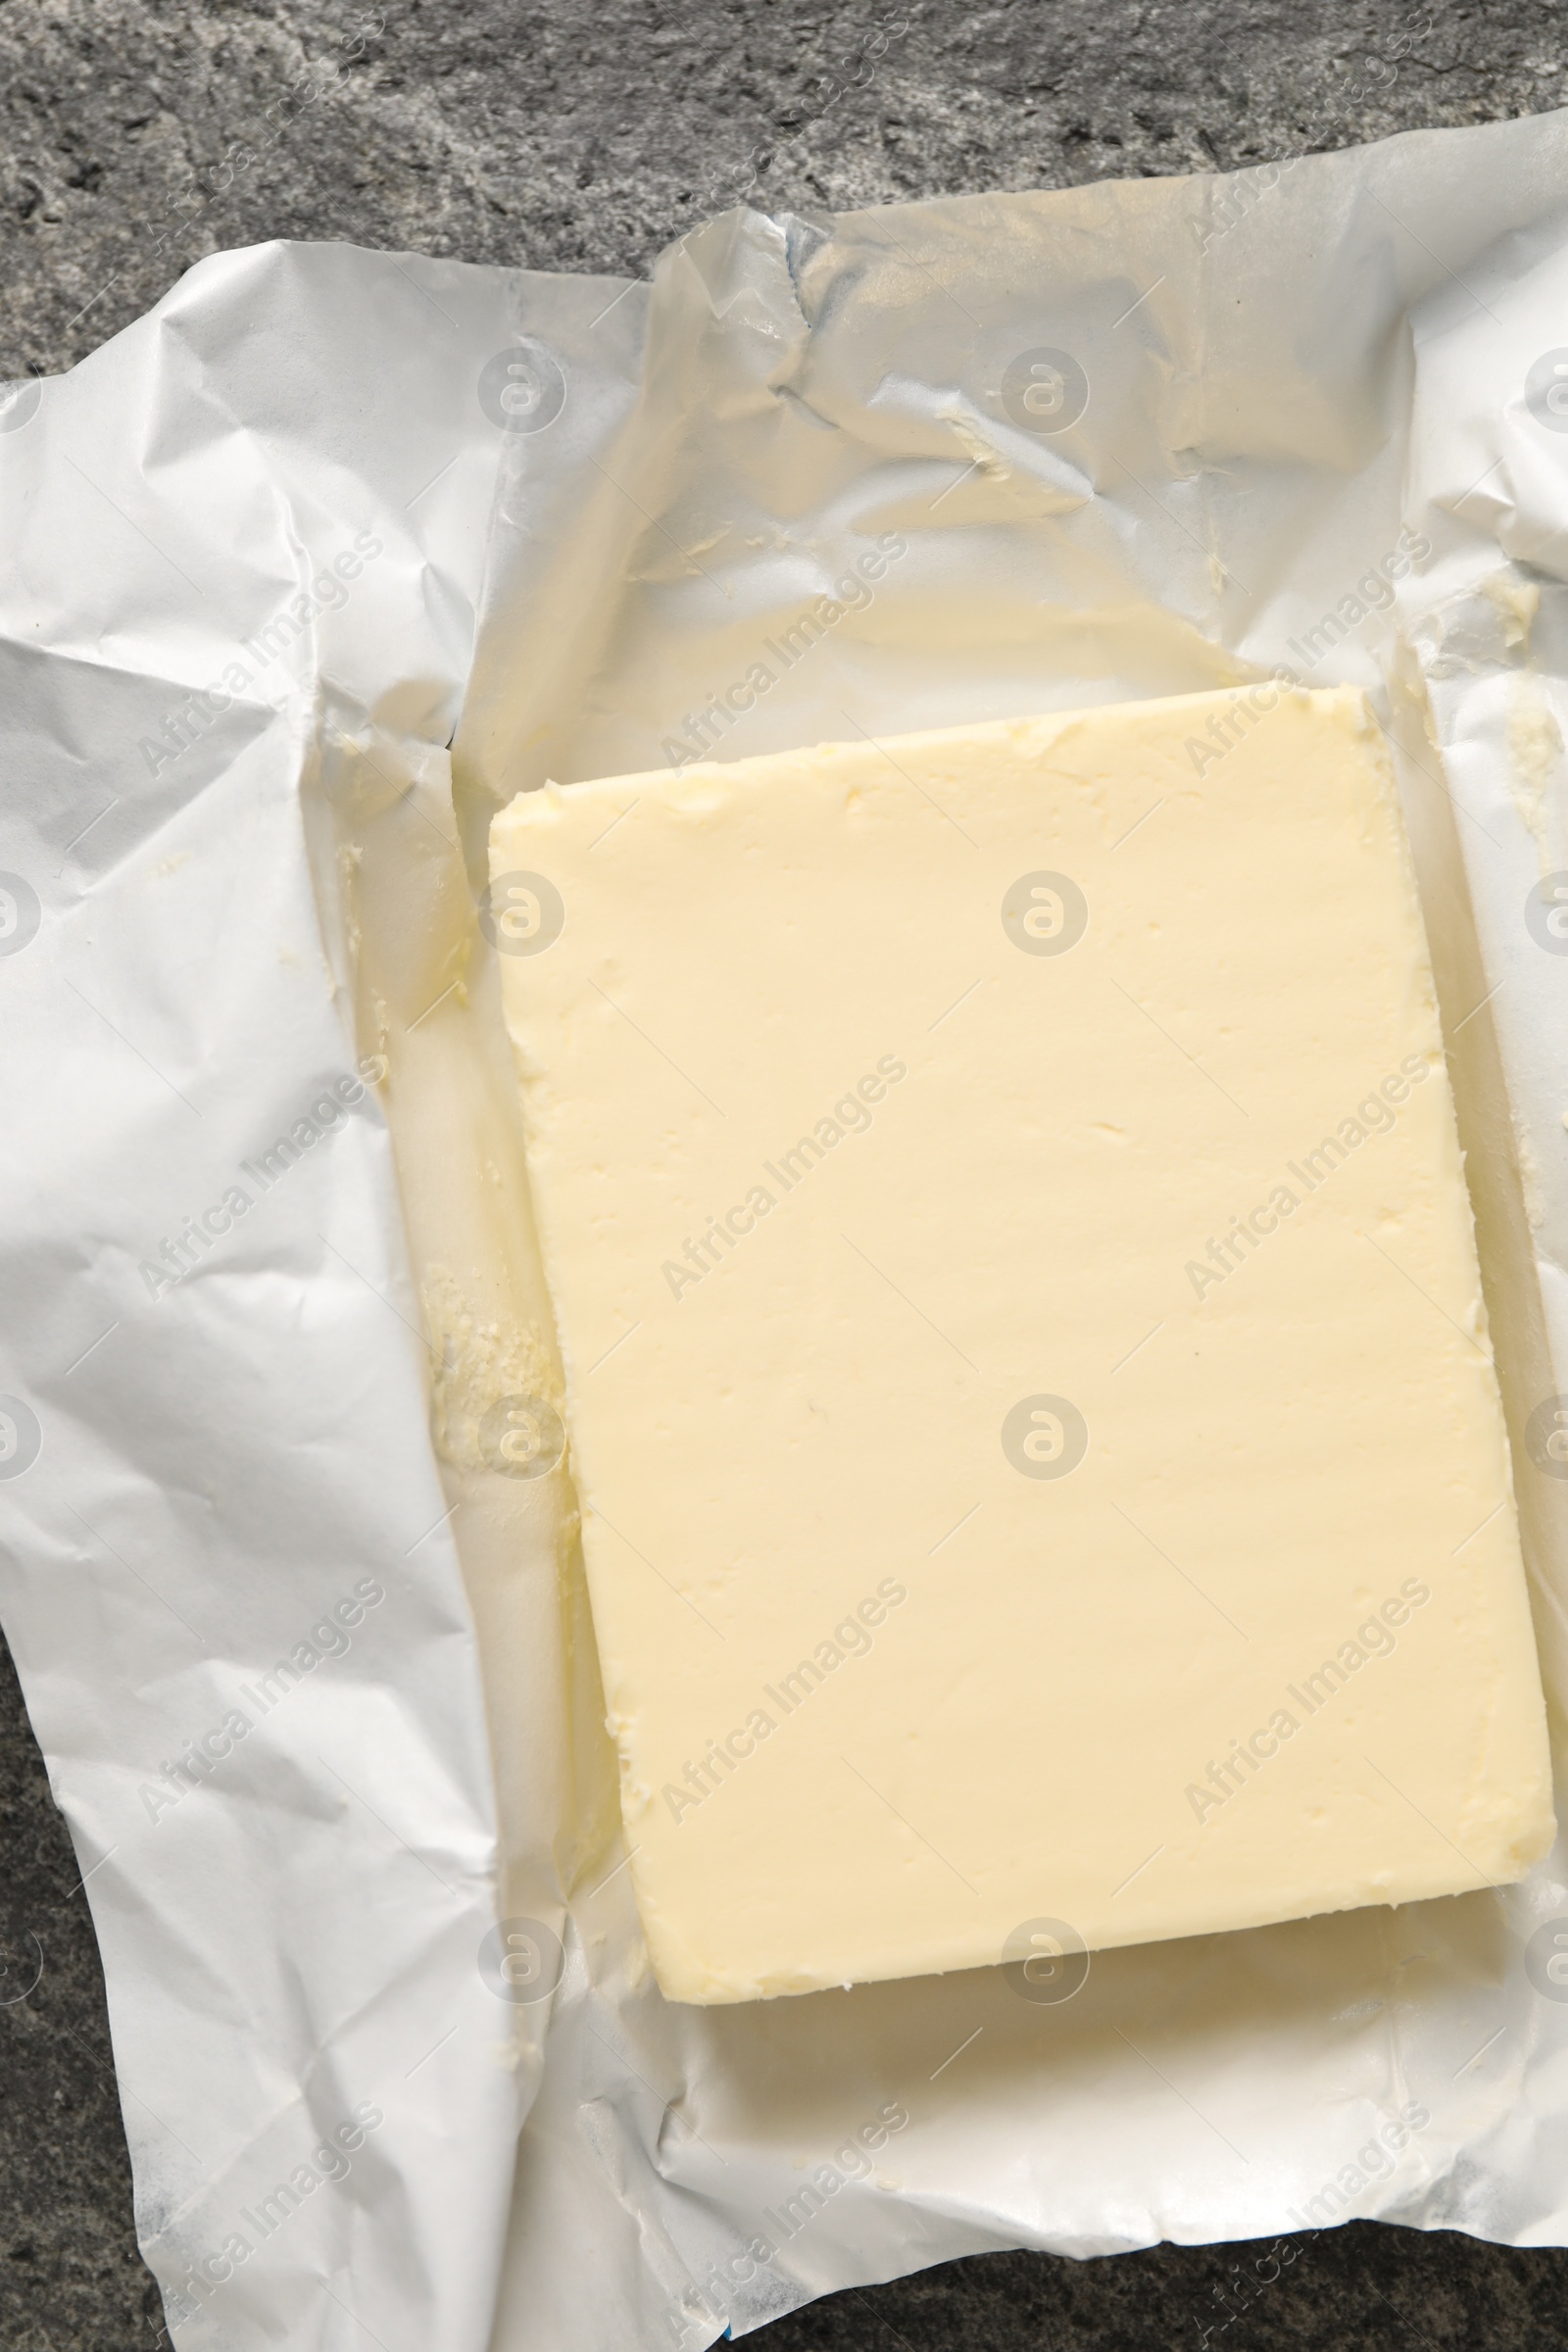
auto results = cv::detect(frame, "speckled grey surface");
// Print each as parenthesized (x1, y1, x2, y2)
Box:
(6, 4, 1568, 2345)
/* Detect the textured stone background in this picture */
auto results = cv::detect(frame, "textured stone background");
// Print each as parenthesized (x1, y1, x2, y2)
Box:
(5, 2, 1568, 2345)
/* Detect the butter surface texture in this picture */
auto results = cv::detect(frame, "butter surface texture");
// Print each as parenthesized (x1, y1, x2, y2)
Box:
(491, 687, 1553, 2004)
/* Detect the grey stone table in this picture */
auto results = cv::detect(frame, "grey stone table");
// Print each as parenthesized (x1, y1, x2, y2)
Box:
(4, 3, 1568, 2345)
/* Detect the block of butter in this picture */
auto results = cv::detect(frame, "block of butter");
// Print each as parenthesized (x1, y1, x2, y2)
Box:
(490, 685, 1553, 2005)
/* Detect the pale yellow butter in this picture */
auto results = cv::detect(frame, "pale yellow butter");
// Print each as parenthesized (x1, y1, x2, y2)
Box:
(490, 686, 1554, 2004)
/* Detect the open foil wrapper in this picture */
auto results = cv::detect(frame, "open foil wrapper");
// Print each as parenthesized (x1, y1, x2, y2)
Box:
(4, 106, 1568, 2352)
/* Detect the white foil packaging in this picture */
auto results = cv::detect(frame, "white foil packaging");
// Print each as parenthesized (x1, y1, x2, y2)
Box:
(2, 110, 1568, 2352)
